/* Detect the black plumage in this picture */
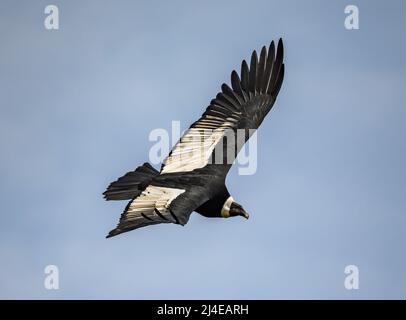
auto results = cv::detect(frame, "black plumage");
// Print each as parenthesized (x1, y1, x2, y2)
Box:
(104, 39, 285, 238)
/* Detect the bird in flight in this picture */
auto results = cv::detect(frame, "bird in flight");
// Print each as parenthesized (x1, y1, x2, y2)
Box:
(104, 39, 285, 238)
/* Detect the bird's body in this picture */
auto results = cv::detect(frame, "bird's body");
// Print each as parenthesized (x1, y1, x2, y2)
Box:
(104, 39, 285, 238)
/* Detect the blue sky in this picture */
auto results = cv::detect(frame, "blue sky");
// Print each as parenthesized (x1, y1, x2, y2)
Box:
(0, 0, 405, 299)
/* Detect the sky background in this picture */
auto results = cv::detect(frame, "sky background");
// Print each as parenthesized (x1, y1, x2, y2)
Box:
(1, 0, 405, 299)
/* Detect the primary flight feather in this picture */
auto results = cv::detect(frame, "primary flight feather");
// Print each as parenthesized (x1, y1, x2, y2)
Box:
(104, 39, 285, 238)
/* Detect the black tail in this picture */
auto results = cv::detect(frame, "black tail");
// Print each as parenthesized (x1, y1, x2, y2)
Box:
(103, 162, 159, 201)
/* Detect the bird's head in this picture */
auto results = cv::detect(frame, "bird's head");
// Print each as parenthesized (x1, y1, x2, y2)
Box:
(221, 196, 249, 219)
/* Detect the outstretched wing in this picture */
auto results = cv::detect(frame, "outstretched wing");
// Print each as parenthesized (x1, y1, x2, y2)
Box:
(106, 172, 213, 237)
(160, 39, 285, 175)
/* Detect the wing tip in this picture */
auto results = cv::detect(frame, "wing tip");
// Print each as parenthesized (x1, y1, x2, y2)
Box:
(277, 38, 284, 59)
(233, 39, 285, 97)
(106, 229, 119, 238)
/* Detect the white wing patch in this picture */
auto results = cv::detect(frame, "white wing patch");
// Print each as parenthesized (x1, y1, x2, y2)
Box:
(125, 186, 185, 222)
(161, 117, 238, 174)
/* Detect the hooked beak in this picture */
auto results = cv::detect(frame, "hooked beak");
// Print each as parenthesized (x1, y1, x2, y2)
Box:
(238, 208, 249, 219)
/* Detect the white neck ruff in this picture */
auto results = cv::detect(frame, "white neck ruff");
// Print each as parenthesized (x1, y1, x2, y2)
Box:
(221, 196, 234, 218)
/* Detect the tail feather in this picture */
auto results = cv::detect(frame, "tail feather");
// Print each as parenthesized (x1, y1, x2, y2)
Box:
(103, 162, 159, 201)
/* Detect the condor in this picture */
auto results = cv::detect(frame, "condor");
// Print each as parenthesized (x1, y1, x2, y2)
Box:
(104, 39, 285, 238)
